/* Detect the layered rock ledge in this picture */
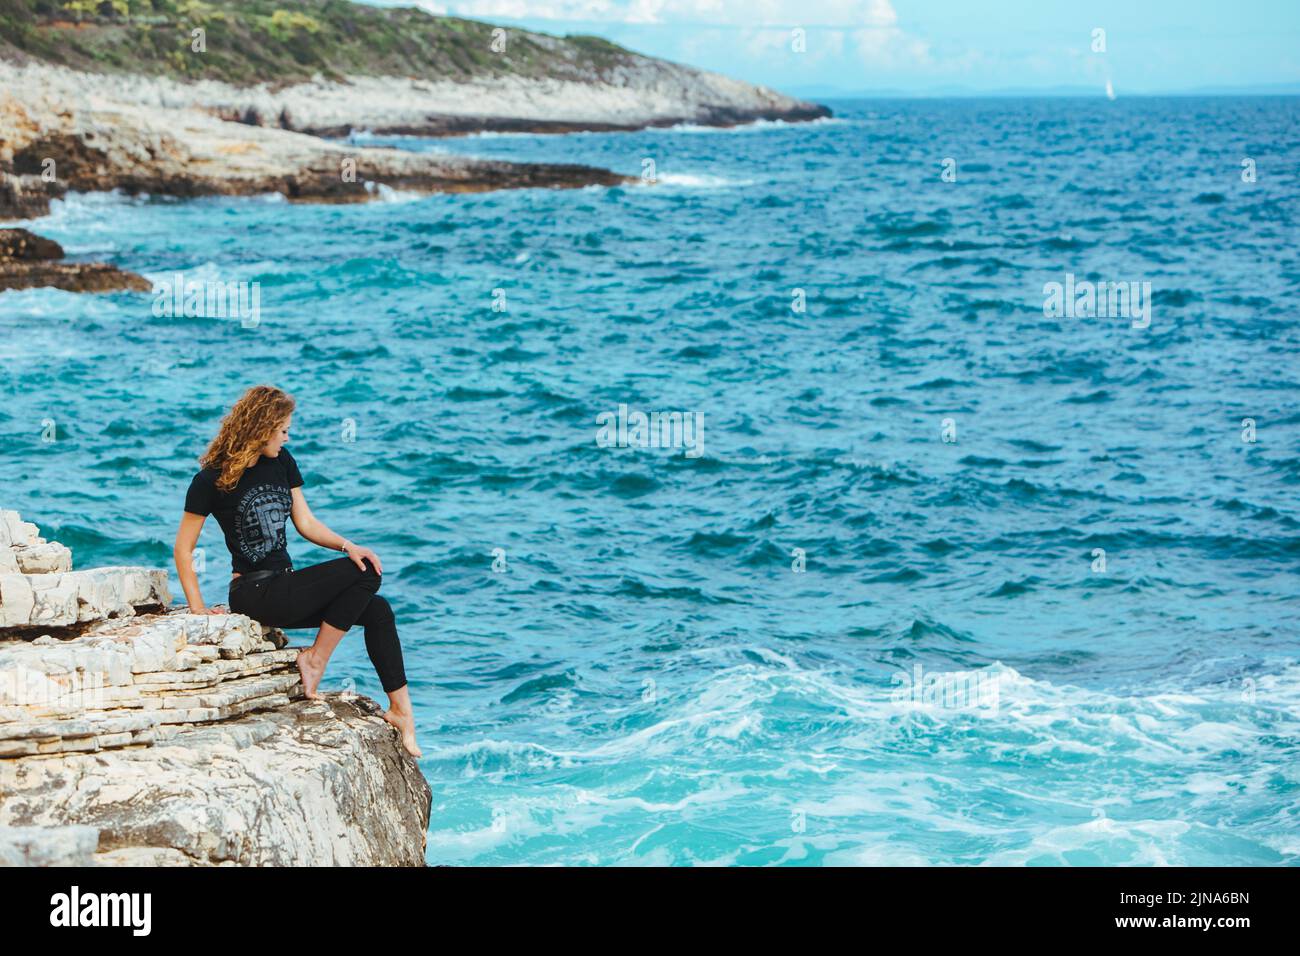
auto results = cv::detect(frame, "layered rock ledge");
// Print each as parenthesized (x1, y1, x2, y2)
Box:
(0, 509, 431, 866)
(133, 63, 831, 140)
(0, 228, 150, 294)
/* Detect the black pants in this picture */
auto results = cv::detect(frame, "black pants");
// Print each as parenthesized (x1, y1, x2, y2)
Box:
(228, 556, 407, 693)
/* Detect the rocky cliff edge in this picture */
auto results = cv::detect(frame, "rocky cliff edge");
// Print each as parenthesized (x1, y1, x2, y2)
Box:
(0, 509, 432, 866)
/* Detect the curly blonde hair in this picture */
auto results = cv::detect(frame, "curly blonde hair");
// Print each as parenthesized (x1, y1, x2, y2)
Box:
(199, 385, 296, 493)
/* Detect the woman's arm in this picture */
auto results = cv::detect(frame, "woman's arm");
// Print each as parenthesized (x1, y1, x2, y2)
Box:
(289, 487, 382, 573)
(173, 512, 225, 613)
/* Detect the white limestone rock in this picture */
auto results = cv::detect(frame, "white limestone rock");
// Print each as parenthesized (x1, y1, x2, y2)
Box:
(0, 696, 431, 865)
(0, 509, 72, 574)
(0, 567, 171, 628)
(0, 513, 430, 866)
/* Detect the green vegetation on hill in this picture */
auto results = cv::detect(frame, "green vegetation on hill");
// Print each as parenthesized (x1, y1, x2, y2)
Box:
(0, 0, 635, 84)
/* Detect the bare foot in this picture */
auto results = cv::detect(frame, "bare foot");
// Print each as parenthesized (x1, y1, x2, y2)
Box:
(296, 647, 326, 700)
(383, 706, 423, 758)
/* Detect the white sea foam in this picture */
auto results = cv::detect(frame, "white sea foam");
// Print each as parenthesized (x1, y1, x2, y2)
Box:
(646, 172, 754, 189)
(345, 129, 452, 154)
(6, 191, 136, 233)
(363, 182, 429, 204)
(462, 128, 569, 140)
(414, 657, 1300, 864)
(661, 115, 845, 135)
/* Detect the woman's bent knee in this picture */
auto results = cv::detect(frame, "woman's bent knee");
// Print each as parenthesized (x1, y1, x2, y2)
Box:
(352, 556, 382, 592)
(360, 594, 394, 625)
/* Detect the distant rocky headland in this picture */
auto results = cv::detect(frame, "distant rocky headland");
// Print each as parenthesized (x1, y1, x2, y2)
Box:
(0, 0, 830, 219)
(0, 509, 431, 866)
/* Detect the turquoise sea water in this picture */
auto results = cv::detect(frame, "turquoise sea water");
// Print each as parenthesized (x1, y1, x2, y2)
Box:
(2, 97, 1299, 865)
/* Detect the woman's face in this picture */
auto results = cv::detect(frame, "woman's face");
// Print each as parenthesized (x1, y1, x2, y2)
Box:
(261, 414, 292, 457)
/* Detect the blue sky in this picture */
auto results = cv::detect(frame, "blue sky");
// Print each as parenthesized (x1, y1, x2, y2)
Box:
(368, 0, 1300, 95)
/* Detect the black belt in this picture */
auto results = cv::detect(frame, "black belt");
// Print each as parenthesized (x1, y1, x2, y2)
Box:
(230, 567, 293, 589)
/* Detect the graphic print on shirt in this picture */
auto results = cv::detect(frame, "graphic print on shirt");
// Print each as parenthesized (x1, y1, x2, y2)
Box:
(234, 483, 291, 564)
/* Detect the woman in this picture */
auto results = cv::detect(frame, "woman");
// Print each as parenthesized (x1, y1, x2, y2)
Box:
(172, 384, 421, 758)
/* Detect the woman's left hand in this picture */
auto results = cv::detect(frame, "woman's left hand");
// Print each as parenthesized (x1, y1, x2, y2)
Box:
(347, 543, 382, 575)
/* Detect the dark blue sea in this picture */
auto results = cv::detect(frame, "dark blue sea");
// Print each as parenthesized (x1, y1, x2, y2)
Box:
(3, 96, 1299, 864)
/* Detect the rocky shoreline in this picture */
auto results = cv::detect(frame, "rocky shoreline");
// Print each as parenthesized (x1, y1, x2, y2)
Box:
(0, 510, 432, 866)
(296, 106, 830, 140)
(170, 66, 831, 140)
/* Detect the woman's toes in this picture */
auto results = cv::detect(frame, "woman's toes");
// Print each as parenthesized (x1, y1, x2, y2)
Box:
(295, 650, 312, 698)
(383, 709, 421, 757)
(399, 725, 422, 758)
(296, 649, 324, 699)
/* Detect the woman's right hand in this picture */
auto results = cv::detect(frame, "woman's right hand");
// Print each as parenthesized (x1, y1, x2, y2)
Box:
(346, 543, 383, 575)
(189, 604, 228, 615)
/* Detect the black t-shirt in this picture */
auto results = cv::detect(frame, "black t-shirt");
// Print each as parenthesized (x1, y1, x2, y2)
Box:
(184, 448, 303, 573)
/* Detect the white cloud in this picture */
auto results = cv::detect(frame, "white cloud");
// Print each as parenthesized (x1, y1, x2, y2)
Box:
(849, 23, 930, 69)
(411, 0, 933, 74)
